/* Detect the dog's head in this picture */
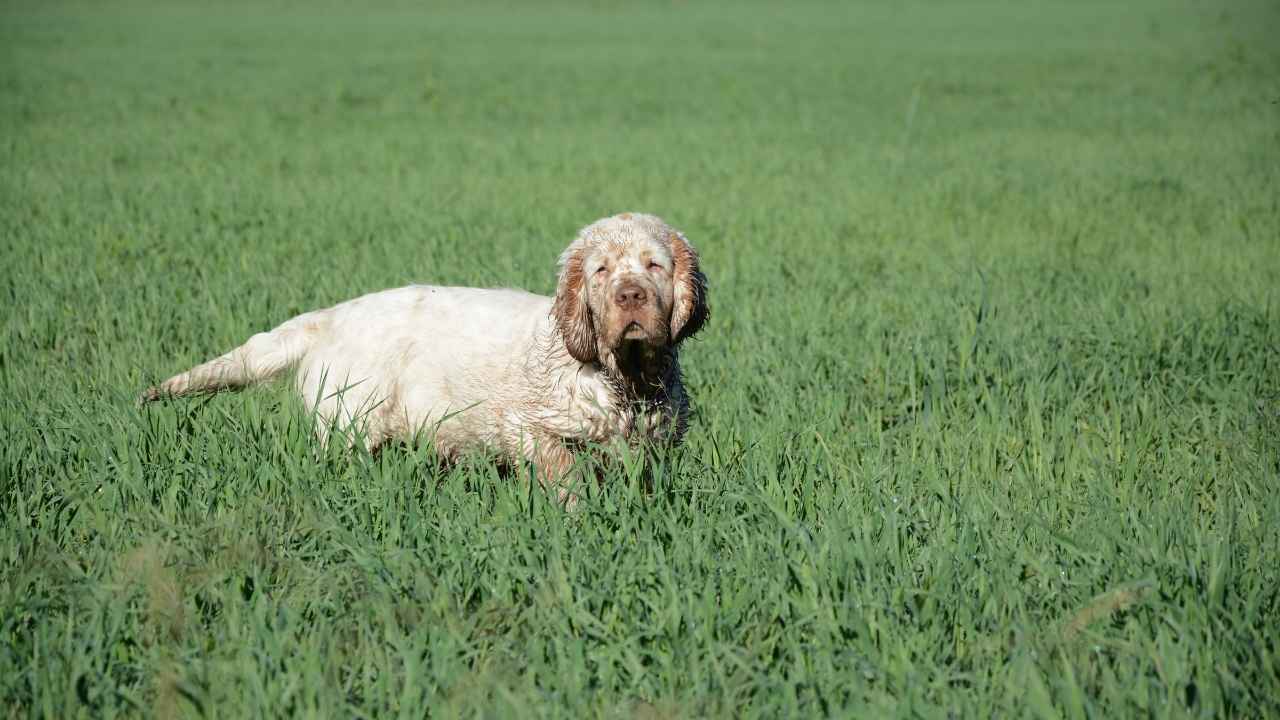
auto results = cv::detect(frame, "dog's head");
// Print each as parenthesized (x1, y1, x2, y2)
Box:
(552, 213, 709, 365)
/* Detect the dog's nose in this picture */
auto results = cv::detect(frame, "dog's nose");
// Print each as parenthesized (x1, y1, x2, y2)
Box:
(614, 283, 648, 309)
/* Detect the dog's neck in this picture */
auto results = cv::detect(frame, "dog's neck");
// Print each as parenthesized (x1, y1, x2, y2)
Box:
(599, 341, 677, 404)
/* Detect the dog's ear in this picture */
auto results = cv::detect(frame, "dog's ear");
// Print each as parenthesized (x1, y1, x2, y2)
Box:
(669, 231, 709, 343)
(552, 243, 598, 363)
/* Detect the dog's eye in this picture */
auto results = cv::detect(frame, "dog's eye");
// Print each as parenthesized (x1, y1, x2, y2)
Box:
(647, 261, 665, 273)
(593, 266, 608, 277)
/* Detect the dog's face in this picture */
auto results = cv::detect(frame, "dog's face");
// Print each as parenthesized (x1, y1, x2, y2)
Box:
(553, 213, 708, 364)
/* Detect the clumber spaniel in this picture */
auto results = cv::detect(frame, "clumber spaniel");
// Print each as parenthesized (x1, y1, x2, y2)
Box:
(142, 213, 709, 506)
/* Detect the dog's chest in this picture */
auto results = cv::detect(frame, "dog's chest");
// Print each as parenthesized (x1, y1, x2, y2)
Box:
(534, 374, 677, 445)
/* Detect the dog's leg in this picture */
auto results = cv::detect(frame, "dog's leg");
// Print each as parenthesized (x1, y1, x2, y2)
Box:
(527, 438, 580, 511)
(304, 373, 387, 454)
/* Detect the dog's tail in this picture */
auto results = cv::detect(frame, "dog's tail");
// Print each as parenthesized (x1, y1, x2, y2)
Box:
(140, 310, 327, 403)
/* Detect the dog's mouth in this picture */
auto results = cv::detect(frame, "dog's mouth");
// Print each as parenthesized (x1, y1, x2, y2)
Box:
(606, 308, 669, 350)
(622, 321, 648, 340)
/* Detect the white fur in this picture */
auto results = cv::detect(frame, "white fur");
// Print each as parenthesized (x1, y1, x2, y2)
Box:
(143, 213, 709, 507)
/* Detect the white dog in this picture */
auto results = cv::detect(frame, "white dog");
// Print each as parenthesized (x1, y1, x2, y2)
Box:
(142, 213, 710, 505)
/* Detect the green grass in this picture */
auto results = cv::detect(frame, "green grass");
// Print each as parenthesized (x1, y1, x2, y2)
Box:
(3, 0, 1279, 716)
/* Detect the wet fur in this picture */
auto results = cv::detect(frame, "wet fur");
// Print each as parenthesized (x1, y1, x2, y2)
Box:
(142, 213, 709, 507)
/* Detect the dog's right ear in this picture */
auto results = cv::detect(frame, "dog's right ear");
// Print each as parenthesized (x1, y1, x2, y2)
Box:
(552, 243, 598, 363)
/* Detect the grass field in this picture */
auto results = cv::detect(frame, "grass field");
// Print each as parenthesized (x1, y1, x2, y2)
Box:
(3, 0, 1279, 716)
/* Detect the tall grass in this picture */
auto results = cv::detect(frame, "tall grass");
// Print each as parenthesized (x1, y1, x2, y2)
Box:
(2, 0, 1278, 716)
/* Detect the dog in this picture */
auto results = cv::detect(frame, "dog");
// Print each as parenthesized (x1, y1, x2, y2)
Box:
(142, 213, 709, 507)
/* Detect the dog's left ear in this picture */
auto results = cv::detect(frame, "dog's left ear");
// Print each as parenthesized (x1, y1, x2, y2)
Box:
(552, 243, 599, 363)
(668, 230, 709, 343)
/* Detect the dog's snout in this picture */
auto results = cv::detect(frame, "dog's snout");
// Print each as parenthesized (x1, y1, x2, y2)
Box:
(614, 283, 648, 309)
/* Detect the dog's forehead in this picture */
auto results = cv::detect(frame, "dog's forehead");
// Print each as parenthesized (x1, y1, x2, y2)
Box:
(581, 213, 671, 254)
(594, 235, 667, 258)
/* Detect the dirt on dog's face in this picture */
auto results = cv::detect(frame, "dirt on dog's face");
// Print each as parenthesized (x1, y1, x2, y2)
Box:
(581, 239, 675, 352)
(552, 213, 709, 367)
